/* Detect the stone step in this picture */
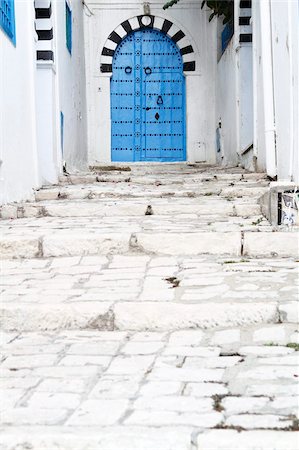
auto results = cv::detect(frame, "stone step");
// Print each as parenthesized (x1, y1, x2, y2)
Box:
(58, 171, 268, 185)
(0, 198, 262, 219)
(1, 255, 297, 332)
(0, 226, 297, 259)
(33, 182, 268, 202)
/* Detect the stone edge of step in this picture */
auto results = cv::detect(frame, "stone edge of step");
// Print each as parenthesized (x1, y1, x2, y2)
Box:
(0, 231, 297, 260)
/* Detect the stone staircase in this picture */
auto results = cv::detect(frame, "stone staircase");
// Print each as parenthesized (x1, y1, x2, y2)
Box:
(1, 164, 298, 449)
(0, 164, 296, 260)
(0, 164, 297, 333)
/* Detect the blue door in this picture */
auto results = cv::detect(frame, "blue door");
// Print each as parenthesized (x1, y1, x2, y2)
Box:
(111, 29, 186, 162)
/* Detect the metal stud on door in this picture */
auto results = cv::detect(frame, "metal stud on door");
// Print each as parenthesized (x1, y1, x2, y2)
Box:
(111, 29, 185, 162)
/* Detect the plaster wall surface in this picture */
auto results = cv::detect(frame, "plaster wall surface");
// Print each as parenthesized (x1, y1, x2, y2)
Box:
(252, 0, 299, 182)
(0, 1, 39, 204)
(84, 0, 217, 165)
(270, 0, 299, 183)
(252, 0, 266, 174)
(56, 0, 88, 172)
(216, 39, 238, 167)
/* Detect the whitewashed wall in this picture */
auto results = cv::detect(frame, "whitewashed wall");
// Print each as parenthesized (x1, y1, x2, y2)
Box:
(55, 0, 87, 172)
(252, 0, 299, 183)
(0, 0, 39, 204)
(215, 1, 254, 171)
(216, 38, 238, 166)
(271, 0, 299, 182)
(252, 0, 266, 174)
(84, 0, 217, 165)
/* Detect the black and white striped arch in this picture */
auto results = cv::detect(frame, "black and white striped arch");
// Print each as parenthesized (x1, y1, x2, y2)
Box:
(239, 0, 252, 44)
(34, 0, 54, 61)
(100, 15, 196, 74)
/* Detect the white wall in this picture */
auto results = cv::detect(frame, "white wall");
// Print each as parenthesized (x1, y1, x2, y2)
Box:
(55, 0, 87, 171)
(216, 38, 238, 166)
(252, 0, 266, 173)
(252, 0, 299, 183)
(216, 1, 254, 171)
(271, 0, 299, 182)
(84, 0, 217, 165)
(0, 0, 39, 204)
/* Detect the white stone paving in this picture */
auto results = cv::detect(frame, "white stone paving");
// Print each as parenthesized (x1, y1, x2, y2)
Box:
(0, 255, 298, 331)
(0, 164, 298, 448)
(0, 327, 299, 449)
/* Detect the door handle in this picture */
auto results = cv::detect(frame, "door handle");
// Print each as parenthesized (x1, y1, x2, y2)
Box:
(146, 107, 151, 111)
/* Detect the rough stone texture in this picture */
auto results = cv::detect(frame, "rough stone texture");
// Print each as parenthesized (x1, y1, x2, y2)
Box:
(0, 165, 298, 448)
(43, 233, 131, 257)
(0, 254, 297, 331)
(196, 430, 299, 450)
(135, 232, 241, 255)
(0, 237, 40, 259)
(114, 302, 279, 330)
(0, 327, 298, 449)
(243, 231, 299, 257)
(0, 302, 113, 331)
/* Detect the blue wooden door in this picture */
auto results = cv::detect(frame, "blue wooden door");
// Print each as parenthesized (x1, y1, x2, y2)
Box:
(111, 29, 185, 162)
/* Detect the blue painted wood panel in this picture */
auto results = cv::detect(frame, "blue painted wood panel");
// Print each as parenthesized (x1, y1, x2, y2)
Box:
(111, 29, 185, 162)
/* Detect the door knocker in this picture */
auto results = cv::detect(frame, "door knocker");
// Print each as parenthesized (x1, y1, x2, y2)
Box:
(155, 113, 160, 120)
(157, 95, 163, 105)
(144, 67, 152, 75)
(125, 66, 132, 74)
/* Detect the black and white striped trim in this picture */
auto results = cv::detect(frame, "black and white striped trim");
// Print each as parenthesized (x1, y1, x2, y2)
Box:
(239, 0, 252, 44)
(34, 0, 54, 62)
(100, 15, 196, 74)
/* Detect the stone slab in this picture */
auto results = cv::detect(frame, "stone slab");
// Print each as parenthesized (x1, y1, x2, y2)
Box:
(135, 232, 241, 256)
(243, 232, 299, 257)
(114, 302, 278, 330)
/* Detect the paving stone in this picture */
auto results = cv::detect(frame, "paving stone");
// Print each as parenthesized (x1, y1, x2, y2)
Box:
(67, 399, 129, 426)
(133, 395, 214, 412)
(196, 430, 299, 450)
(222, 396, 269, 414)
(1, 407, 69, 425)
(279, 302, 299, 323)
(89, 375, 142, 399)
(121, 341, 164, 355)
(106, 355, 155, 375)
(243, 232, 299, 257)
(239, 346, 295, 356)
(136, 232, 241, 255)
(114, 302, 279, 330)
(225, 414, 293, 430)
(253, 325, 287, 344)
(0, 237, 40, 260)
(211, 328, 241, 345)
(43, 233, 131, 257)
(26, 392, 81, 409)
(237, 365, 299, 380)
(246, 385, 298, 399)
(0, 302, 113, 331)
(184, 382, 229, 397)
(0, 165, 298, 445)
(139, 381, 182, 397)
(125, 409, 223, 427)
(148, 367, 225, 382)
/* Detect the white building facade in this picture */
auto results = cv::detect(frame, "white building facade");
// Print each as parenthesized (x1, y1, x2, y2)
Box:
(0, 0, 298, 204)
(0, 0, 87, 204)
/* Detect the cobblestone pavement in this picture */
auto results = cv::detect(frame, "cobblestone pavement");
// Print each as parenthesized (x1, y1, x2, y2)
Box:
(1, 326, 299, 449)
(0, 255, 298, 331)
(0, 165, 298, 448)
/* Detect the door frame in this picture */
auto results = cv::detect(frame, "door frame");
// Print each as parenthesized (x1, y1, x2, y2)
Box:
(97, 14, 201, 164)
(110, 29, 187, 162)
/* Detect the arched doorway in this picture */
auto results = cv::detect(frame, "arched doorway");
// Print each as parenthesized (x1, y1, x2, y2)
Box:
(111, 29, 186, 162)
